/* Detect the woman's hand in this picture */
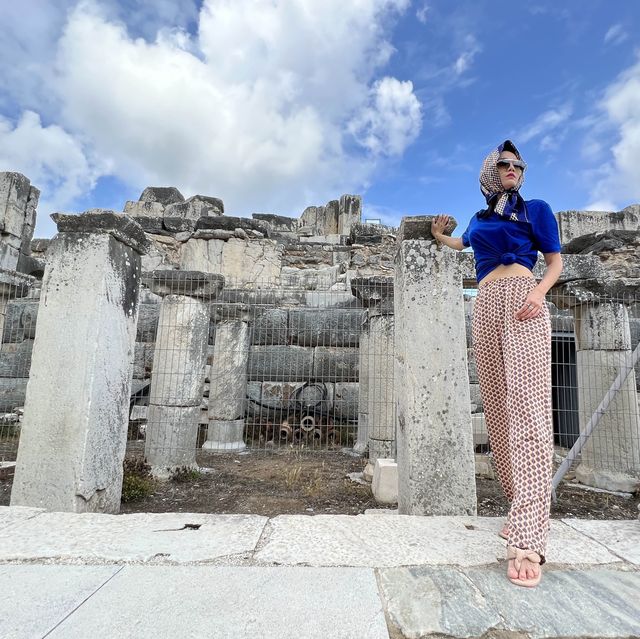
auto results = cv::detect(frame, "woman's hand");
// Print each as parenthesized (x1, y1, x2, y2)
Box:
(431, 215, 450, 239)
(515, 287, 546, 321)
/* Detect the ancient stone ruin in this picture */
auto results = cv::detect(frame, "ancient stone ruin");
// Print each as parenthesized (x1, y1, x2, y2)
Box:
(0, 170, 638, 514)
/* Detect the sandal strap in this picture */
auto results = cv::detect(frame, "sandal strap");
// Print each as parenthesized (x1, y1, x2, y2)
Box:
(507, 546, 541, 565)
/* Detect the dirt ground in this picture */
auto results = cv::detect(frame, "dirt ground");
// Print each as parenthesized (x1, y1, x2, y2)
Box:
(2, 448, 638, 519)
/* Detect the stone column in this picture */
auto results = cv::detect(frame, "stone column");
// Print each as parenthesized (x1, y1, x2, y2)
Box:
(203, 302, 251, 451)
(354, 316, 369, 455)
(573, 300, 640, 490)
(351, 277, 395, 473)
(0, 271, 34, 343)
(394, 216, 477, 516)
(144, 271, 224, 478)
(10, 212, 149, 513)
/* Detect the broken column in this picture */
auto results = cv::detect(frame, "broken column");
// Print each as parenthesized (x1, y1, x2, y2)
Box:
(144, 271, 224, 478)
(394, 216, 477, 515)
(572, 297, 640, 491)
(11, 211, 149, 513)
(354, 316, 370, 455)
(203, 302, 251, 451)
(351, 277, 395, 470)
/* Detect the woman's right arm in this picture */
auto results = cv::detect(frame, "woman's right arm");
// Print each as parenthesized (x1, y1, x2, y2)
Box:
(431, 215, 465, 251)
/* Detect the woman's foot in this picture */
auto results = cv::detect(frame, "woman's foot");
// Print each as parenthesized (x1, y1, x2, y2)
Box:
(499, 523, 509, 540)
(506, 546, 542, 588)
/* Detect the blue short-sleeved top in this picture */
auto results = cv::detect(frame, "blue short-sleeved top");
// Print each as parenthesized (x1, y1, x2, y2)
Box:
(461, 199, 561, 283)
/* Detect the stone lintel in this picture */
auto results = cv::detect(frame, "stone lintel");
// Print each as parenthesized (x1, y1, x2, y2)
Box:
(350, 276, 394, 312)
(554, 278, 640, 309)
(397, 215, 457, 243)
(143, 270, 224, 299)
(52, 211, 150, 255)
(196, 215, 271, 237)
(210, 302, 251, 323)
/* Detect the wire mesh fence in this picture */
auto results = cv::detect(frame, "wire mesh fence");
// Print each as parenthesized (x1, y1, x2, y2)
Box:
(0, 279, 39, 463)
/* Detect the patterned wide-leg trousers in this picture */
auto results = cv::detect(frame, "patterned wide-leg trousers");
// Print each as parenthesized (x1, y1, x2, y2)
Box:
(472, 276, 554, 560)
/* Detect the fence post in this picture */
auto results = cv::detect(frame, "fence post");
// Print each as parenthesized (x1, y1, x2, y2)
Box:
(203, 302, 251, 451)
(394, 217, 477, 515)
(143, 271, 224, 478)
(10, 212, 149, 513)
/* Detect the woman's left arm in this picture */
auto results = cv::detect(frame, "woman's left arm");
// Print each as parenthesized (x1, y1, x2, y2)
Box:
(515, 252, 563, 321)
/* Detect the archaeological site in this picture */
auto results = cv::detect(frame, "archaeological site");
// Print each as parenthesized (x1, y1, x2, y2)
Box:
(0, 170, 638, 516)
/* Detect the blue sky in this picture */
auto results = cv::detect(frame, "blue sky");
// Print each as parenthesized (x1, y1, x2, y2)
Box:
(0, 0, 639, 238)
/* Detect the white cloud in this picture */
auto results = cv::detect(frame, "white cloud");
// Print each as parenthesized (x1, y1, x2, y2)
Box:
(416, 3, 429, 24)
(586, 57, 640, 210)
(0, 111, 101, 216)
(1, 0, 420, 230)
(348, 77, 422, 155)
(604, 23, 628, 46)
(452, 34, 481, 76)
(517, 104, 573, 144)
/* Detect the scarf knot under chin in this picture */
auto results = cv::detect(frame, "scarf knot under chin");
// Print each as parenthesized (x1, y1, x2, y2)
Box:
(478, 140, 528, 223)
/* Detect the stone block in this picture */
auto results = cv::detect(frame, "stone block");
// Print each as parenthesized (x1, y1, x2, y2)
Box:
(469, 383, 483, 412)
(163, 217, 196, 233)
(143, 271, 224, 300)
(248, 346, 313, 382)
(472, 413, 488, 446)
(140, 186, 185, 206)
(0, 172, 31, 238)
(250, 308, 289, 345)
(252, 213, 297, 232)
(575, 464, 640, 493)
(132, 342, 154, 379)
(281, 265, 341, 289)
(333, 382, 359, 420)
(313, 347, 358, 381)
(195, 215, 270, 237)
(123, 201, 165, 218)
(338, 194, 361, 235)
(0, 243, 20, 271)
(289, 308, 363, 347)
(0, 377, 28, 411)
(165, 195, 223, 220)
(556, 206, 640, 245)
(136, 303, 160, 342)
(394, 240, 476, 516)
(372, 458, 398, 505)
(397, 214, 457, 243)
(203, 419, 246, 451)
(574, 302, 632, 351)
(0, 340, 33, 378)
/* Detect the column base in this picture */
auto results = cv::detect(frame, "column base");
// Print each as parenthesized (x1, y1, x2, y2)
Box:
(202, 419, 247, 452)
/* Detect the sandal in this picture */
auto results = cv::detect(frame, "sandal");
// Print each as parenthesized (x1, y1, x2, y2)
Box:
(507, 546, 542, 588)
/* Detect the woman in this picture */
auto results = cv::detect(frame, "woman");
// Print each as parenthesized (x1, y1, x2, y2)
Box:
(431, 140, 563, 588)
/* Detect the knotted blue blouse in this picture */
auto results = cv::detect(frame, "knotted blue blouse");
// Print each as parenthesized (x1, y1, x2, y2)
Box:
(461, 199, 561, 283)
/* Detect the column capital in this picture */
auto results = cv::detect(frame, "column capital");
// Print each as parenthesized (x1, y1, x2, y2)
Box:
(52, 210, 151, 255)
(350, 276, 394, 314)
(397, 215, 457, 243)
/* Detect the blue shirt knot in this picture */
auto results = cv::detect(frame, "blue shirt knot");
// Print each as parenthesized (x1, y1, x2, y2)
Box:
(500, 252, 517, 265)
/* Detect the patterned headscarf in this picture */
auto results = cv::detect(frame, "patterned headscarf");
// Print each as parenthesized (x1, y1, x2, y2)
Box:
(478, 140, 528, 222)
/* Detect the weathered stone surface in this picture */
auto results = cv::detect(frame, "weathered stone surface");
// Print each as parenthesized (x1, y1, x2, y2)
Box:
(140, 186, 185, 206)
(313, 347, 359, 381)
(367, 314, 395, 448)
(0, 565, 121, 639)
(0, 340, 33, 378)
(281, 264, 342, 289)
(165, 195, 223, 220)
(398, 215, 457, 243)
(248, 346, 313, 382)
(132, 342, 154, 379)
(0, 377, 28, 409)
(0, 511, 267, 562)
(1, 299, 38, 343)
(575, 464, 640, 493)
(30, 238, 50, 254)
(338, 194, 361, 236)
(252, 213, 298, 232)
(141, 235, 181, 271)
(350, 276, 394, 308)
(35, 566, 388, 639)
(333, 382, 358, 420)
(574, 301, 632, 351)
(250, 308, 288, 345)
(10, 232, 142, 513)
(0, 172, 31, 237)
(19, 186, 39, 257)
(123, 200, 165, 218)
(255, 515, 504, 567)
(196, 215, 270, 237)
(288, 308, 362, 347)
(208, 320, 250, 421)
(372, 459, 398, 505)
(355, 322, 370, 454)
(136, 303, 160, 342)
(202, 419, 246, 451)
(556, 205, 640, 244)
(163, 217, 196, 233)
(0, 244, 20, 270)
(395, 241, 476, 516)
(192, 228, 235, 240)
(148, 296, 209, 406)
(52, 211, 150, 254)
(561, 519, 640, 565)
(143, 270, 224, 299)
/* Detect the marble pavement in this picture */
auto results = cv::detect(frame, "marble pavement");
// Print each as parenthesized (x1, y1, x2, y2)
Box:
(0, 506, 638, 638)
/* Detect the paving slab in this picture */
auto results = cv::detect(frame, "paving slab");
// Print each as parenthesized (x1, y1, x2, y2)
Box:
(0, 512, 267, 563)
(0, 565, 120, 639)
(471, 517, 621, 565)
(561, 519, 640, 565)
(255, 514, 505, 567)
(47, 566, 390, 639)
(0, 505, 44, 533)
(379, 566, 501, 639)
(466, 565, 640, 639)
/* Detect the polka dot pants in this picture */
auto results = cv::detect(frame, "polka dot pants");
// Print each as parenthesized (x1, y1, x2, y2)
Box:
(472, 277, 554, 560)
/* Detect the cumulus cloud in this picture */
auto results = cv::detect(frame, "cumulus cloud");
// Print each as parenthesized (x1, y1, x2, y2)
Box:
(0, 0, 421, 230)
(586, 57, 640, 210)
(0, 111, 101, 211)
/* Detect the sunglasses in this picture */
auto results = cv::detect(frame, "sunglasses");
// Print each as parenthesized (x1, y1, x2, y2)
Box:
(497, 158, 526, 171)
